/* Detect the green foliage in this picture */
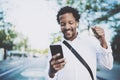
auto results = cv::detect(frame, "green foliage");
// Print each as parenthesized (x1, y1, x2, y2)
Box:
(50, 32, 62, 44)
(27, 48, 48, 54)
(53, 0, 120, 27)
(111, 26, 120, 63)
(0, 28, 17, 50)
(51, 36, 62, 44)
(49, 0, 120, 63)
(94, 3, 120, 23)
(112, 33, 120, 54)
(0, 29, 6, 41)
(66, 0, 74, 6)
(7, 29, 17, 39)
(13, 34, 29, 51)
(0, 10, 18, 50)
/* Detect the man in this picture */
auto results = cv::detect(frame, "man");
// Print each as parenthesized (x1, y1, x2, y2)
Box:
(48, 6, 113, 80)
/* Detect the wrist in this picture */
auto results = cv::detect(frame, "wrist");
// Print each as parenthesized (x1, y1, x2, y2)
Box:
(99, 37, 108, 49)
(49, 66, 57, 78)
(49, 72, 55, 78)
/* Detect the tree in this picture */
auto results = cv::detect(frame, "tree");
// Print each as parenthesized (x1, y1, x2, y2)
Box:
(53, 0, 120, 28)
(0, 10, 17, 50)
(50, 32, 62, 44)
(0, 9, 18, 59)
(0, 27, 17, 50)
(13, 33, 29, 51)
(111, 30, 120, 62)
(49, 0, 120, 62)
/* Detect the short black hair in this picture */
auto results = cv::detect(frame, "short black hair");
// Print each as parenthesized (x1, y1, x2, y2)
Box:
(57, 6, 80, 24)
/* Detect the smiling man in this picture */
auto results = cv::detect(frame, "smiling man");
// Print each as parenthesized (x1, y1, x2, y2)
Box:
(48, 6, 113, 80)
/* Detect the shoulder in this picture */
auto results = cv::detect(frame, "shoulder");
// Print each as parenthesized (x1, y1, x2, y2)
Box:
(78, 33, 100, 45)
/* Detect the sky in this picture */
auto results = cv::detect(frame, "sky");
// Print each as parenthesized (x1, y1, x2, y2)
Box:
(1, 0, 61, 49)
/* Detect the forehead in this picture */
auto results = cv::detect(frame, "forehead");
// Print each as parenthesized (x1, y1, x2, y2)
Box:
(59, 13, 75, 21)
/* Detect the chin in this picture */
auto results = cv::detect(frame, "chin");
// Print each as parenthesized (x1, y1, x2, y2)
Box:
(64, 36, 71, 40)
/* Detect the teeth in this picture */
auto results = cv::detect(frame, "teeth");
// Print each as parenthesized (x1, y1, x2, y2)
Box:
(66, 30, 70, 32)
(66, 31, 70, 33)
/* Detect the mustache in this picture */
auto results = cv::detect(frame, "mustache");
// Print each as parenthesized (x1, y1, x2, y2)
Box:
(63, 29, 72, 32)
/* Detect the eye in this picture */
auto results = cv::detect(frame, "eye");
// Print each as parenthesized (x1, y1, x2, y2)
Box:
(60, 22, 65, 26)
(69, 21, 74, 25)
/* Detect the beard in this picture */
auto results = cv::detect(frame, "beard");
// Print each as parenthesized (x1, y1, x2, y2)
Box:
(63, 29, 77, 40)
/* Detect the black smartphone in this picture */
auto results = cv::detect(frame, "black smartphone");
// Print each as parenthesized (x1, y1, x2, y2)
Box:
(50, 45, 64, 59)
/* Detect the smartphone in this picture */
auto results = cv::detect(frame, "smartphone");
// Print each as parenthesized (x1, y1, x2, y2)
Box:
(50, 44, 64, 59)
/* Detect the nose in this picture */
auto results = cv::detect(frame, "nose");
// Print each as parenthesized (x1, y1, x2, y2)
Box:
(64, 23, 70, 29)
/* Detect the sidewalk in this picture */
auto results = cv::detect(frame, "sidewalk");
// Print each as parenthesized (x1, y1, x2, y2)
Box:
(97, 63, 120, 80)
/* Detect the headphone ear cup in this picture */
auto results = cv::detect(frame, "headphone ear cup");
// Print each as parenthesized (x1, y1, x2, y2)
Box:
(77, 22, 79, 28)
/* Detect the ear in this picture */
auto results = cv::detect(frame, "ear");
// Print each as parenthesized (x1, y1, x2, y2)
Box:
(76, 22, 79, 28)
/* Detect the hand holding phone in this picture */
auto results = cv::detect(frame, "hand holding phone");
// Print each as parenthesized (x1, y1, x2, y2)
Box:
(50, 45, 64, 59)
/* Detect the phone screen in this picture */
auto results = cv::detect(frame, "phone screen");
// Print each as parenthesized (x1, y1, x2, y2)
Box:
(50, 45, 64, 59)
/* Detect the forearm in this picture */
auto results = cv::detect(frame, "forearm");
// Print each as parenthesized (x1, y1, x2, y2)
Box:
(98, 45, 113, 70)
(48, 65, 57, 78)
(49, 68, 55, 78)
(48, 69, 57, 80)
(99, 37, 108, 49)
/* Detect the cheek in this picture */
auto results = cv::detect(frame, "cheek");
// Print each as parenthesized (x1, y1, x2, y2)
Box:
(61, 27, 64, 31)
(72, 25, 77, 31)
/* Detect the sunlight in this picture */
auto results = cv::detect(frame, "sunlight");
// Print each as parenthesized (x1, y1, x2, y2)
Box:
(3, 0, 60, 49)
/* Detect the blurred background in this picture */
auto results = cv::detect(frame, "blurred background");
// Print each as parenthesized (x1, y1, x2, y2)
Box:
(0, 0, 120, 80)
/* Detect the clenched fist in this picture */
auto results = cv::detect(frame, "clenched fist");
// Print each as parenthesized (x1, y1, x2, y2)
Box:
(92, 26, 108, 49)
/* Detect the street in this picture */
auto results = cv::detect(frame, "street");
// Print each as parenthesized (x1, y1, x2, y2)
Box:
(97, 62, 120, 80)
(0, 55, 120, 80)
(0, 56, 48, 80)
